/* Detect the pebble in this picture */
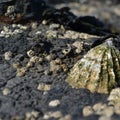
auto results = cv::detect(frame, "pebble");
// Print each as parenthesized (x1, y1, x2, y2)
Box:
(4, 51, 12, 60)
(43, 111, 63, 119)
(49, 99, 60, 107)
(37, 83, 52, 91)
(2, 88, 11, 95)
(82, 106, 94, 117)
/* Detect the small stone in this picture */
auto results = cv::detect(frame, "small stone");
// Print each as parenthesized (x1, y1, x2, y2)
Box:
(82, 106, 94, 117)
(16, 67, 27, 77)
(49, 99, 60, 107)
(2, 88, 11, 95)
(37, 83, 51, 91)
(4, 51, 12, 60)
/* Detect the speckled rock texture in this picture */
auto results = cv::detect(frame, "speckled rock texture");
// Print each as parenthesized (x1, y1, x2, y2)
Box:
(0, 0, 120, 120)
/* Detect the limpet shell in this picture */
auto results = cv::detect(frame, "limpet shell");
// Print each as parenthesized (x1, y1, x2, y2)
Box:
(66, 41, 120, 93)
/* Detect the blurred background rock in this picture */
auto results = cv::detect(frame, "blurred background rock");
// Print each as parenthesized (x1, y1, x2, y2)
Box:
(45, 0, 120, 33)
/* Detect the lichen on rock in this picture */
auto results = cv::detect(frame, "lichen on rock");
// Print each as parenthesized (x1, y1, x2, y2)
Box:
(66, 41, 120, 93)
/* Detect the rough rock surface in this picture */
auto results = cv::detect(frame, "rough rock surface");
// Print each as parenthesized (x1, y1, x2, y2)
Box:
(0, 0, 120, 120)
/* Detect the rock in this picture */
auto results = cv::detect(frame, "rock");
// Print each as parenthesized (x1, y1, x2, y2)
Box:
(66, 40, 120, 93)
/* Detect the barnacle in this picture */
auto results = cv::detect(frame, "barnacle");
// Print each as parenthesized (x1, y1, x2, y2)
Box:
(66, 40, 120, 93)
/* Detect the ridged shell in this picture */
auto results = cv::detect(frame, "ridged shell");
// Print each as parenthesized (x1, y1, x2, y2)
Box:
(66, 41, 120, 93)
